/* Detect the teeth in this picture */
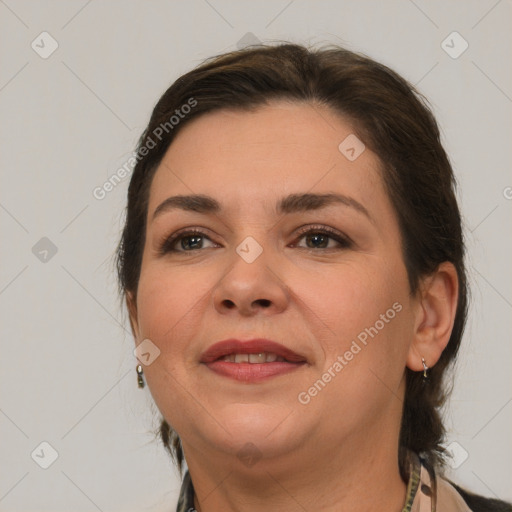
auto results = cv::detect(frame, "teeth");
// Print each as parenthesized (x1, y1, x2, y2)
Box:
(234, 354, 249, 363)
(265, 353, 278, 363)
(221, 352, 286, 363)
(249, 353, 266, 363)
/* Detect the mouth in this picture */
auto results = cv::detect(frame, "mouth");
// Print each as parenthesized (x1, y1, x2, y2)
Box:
(216, 352, 293, 363)
(200, 338, 307, 364)
(200, 338, 308, 382)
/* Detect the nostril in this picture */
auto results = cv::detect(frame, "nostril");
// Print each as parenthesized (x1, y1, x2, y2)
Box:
(254, 299, 271, 307)
(222, 300, 236, 309)
(220, 298, 271, 310)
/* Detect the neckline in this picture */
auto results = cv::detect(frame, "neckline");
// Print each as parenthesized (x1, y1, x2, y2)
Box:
(176, 451, 436, 512)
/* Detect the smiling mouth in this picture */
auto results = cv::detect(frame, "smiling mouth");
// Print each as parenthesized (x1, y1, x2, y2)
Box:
(218, 352, 290, 363)
(200, 338, 307, 364)
(204, 352, 306, 382)
(199, 338, 308, 382)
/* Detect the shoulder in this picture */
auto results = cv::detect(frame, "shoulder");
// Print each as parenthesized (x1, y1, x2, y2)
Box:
(446, 480, 512, 512)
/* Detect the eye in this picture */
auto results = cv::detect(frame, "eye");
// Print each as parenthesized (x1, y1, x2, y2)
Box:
(292, 225, 352, 250)
(159, 224, 352, 255)
(159, 229, 218, 254)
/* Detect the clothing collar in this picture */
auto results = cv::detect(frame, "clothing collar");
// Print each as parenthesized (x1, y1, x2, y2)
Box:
(176, 468, 194, 512)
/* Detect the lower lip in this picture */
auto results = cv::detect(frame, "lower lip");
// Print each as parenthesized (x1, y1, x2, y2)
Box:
(203, 360, 306, 382)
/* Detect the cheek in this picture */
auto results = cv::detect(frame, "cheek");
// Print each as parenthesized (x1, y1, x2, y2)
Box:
(298, 258, 409, 347)
(135, 264, 211, 347)
(299, 262, 413, 429)
(134, 265, 212, 416)
(301, 256, 415, 410)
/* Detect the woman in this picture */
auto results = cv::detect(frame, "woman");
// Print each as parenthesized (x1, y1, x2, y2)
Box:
(116, 43, 511, 511)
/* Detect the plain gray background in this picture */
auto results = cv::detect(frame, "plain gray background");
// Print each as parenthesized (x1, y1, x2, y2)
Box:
(1, 1, 511, 510)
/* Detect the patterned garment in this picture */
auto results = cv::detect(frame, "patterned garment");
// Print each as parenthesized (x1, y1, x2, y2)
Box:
(175, 451, 473, 512)
(402, 451, 472, 511)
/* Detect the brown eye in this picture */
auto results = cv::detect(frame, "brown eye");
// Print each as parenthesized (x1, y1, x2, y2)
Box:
(293, 225, 352, 250)
(160, 229, 217, 254)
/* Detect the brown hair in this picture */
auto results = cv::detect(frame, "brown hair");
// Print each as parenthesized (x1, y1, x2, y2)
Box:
(116, 42, 468, 478)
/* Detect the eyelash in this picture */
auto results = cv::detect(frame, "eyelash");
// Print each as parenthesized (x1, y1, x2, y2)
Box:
(159, 225, 352, 255)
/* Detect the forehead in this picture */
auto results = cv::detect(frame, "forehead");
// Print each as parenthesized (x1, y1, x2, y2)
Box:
(147, 101, 387, 217)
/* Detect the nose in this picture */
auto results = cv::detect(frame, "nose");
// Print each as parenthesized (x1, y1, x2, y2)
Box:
(212, 248, 289, 317)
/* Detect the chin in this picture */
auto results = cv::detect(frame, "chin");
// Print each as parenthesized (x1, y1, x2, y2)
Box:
(208, 405, 298, 450)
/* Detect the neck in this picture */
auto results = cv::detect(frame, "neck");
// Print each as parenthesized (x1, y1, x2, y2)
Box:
(183, 426, 407, 512)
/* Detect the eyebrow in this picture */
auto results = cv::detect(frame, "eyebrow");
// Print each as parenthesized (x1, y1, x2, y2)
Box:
(152, 193, 372, 222)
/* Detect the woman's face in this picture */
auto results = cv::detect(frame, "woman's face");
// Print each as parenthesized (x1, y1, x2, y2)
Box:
(130, 101, 420, 467)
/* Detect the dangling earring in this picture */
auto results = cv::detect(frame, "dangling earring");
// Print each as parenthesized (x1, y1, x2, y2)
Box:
(136, 364, 145, 389)
(421, 357, 429, 383)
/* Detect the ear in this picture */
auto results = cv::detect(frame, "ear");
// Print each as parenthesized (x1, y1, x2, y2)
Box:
(406, 262, 459, 372)
(126, 291, 141, 341)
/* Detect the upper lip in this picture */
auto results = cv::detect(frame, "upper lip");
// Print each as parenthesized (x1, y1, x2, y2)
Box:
(200, 338, 307, 364)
